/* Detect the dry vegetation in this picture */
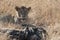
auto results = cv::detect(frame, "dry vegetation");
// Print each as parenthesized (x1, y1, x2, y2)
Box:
(0, 0, 60, 40)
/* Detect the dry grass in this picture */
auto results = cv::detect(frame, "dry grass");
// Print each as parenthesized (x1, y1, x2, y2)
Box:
(0, 0, 60, 40)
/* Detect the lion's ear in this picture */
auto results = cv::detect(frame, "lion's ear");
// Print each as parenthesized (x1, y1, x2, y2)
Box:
(28, 7, 31, 11)
(15, 6, 20, 11)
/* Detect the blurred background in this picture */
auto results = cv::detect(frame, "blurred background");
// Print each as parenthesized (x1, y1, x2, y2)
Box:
(0, 0, 60, 40)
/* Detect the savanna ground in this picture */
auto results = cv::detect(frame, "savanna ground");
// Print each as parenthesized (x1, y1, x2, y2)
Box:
(0, 0, 60, 40)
